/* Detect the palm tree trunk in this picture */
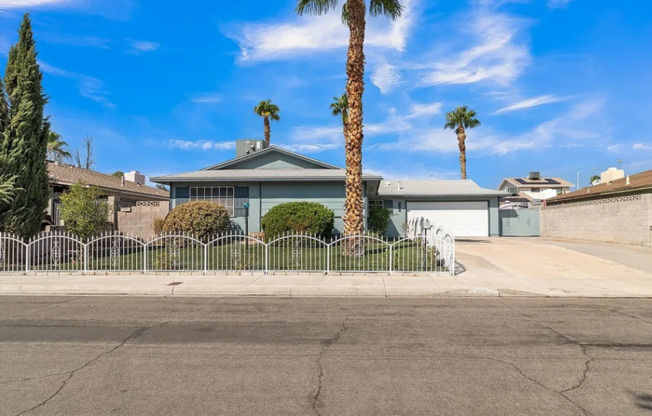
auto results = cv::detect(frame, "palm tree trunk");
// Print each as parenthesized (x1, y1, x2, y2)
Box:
(264, 116, 271, 146)
(457, 125, 467, 180)
(343, 0, 366, 239)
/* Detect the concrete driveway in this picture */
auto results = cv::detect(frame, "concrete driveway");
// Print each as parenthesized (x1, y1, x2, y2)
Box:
(456, 237, 652, 280)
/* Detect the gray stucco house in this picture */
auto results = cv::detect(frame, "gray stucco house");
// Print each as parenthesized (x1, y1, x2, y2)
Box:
(152, 140, 507, 237)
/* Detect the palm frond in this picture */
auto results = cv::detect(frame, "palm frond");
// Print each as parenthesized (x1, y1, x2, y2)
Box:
(296, 0, 339, 16)
(369, 0, 404, 19)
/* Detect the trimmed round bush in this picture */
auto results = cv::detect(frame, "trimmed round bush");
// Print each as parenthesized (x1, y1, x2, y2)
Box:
(261, 202, 334, 239)
(162, 201, 230, 240)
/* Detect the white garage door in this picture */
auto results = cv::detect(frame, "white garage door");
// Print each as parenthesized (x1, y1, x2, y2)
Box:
(407, 201, 489, 237)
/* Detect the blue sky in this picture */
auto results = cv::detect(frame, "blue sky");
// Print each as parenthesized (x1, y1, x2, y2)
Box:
(0, 0, 650, 189)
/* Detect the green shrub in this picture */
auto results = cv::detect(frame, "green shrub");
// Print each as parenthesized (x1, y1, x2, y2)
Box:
(261, 202, 334, 239)
(152, 217, 166, 236)
(60, 182, 109, 240)
(162, 201, 230, 241)
(368, 205, 391, 235)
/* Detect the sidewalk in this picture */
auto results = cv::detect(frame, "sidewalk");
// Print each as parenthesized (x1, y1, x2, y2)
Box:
(2, 270, 652, 297)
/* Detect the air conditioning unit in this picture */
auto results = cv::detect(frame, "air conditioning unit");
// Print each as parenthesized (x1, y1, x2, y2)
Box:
(528, 171, 541, 180)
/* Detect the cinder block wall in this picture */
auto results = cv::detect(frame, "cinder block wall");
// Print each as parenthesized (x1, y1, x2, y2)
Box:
(541, 193, 651, 247)
(116, 200, 169, 241)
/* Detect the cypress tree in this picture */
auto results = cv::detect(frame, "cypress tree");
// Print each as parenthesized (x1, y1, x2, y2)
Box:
(0, 14, 50, 237)
(0, 79, 8, 132)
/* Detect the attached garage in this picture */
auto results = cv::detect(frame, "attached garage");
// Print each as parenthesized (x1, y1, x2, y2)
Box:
(407, 201, 489, 237)
(374, 180, 508, 238)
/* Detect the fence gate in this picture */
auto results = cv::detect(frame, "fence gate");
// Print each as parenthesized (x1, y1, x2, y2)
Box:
(500, 208, 540, 237)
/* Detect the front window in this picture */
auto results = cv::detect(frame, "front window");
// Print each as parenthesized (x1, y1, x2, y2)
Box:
(190, 186, 234, 216)
(531, 188, 541, 193)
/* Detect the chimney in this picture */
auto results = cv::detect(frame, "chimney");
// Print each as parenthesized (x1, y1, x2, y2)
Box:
(626, 176, 630, 185)
(236, 139, 266, 157)
(124, 171, 145, 186)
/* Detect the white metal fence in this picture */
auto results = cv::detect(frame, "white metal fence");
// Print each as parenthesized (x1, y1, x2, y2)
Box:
(0, 230, 456, 275)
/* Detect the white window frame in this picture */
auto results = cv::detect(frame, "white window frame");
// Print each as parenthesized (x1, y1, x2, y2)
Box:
(190, 186, 235, 216)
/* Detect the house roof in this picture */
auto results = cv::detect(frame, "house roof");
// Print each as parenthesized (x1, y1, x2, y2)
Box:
(48, 161, 169, 199)
(151, 169, 382, 183)
(547, 169, 652, 204)
(152, 146, 381, 183)
(202, 146, 341, 171)
(377, 179, 509, 198)
(499, 177, 573, 189)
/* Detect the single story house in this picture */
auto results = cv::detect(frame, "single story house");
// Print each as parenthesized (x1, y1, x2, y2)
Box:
(47, 161, 169, 239)
(151, 140, 508, 237)
(541, 169, 652, 247)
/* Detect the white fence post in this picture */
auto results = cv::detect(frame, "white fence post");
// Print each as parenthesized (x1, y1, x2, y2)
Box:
(264, 243, 269, 274)
(389, 244, 393, 275)
(25, 241, 30, 273)
(84, 243, 88, 273)
(143, 242, 147, 274)
(326, 243, 330, 275)
(204, 243, 208, 275)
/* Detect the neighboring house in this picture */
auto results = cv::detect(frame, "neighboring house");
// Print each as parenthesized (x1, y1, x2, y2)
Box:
(498, 172, 572, 206)
(47, 161, 169, 239)
(541, 169, 652, 247)
(152, 141, 507, 237)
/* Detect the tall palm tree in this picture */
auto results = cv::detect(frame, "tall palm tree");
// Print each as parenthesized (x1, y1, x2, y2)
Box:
(330, 93, 348, 137)
(297, 0, 403, 237)
(253, 100, 280, 147)
(47, 131, 71, 162)
(444, 106, 481, 180)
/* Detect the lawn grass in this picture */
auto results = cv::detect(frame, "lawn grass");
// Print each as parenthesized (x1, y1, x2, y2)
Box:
(26, 238, 448, 273)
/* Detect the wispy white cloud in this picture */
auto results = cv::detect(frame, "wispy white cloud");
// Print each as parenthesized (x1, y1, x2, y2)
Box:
(633, 142, 652, 150)
(493, 94, 566, 114)
(39, 61, 114, 107)
(127, 39, 160, 53)
(405, 102, 442, 119)
(0, 0, 71, 8)
(371, 63, 401, 94)
(372, 98, 608, 156)
(422, 10, 531, 86)
(168, 139, 235, 151)
(191, 93, 222, 104)
(226, 0, 415, 63)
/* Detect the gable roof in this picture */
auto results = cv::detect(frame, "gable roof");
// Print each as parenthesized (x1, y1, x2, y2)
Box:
(202, 146, 341, 171)
(378, 179, 509, 197)
(48, 162, 169, 199)
(547, 169, 652, 204)
(151, 169, 382, 183)
(499, 177, 573, 189)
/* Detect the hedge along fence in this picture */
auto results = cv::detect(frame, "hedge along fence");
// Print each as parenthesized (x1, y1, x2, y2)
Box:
(0, 230, 456, 275)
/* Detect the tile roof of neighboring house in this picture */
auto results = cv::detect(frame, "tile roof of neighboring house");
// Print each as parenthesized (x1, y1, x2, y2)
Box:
(500, 177, 573, 189)
(151, 169, 382, 182)
(377, 179, 509, 197)
(547, 169, 652, 204)
(48, 161, 169, 199)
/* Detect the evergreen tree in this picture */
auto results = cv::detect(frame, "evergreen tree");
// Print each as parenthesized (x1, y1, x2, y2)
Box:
(0, 79, 8, 132)
(0, 14, 50, 237)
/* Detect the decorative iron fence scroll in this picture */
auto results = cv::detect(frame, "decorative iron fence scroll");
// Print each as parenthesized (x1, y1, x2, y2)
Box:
(0, 230, 456, 275)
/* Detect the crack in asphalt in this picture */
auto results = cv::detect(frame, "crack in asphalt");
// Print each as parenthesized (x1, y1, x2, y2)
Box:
(590, 304, 652, 326)
(0, 371, 73, 386)
(390, 344, 590, 416)
(311, 316, 350, 416)
(14, 326, 149, 416)
(496, 299, 592, 416)
(13, 297, 223, 416)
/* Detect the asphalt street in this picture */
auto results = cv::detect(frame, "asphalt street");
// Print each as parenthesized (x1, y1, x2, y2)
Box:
(1, 296, 652, 415)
